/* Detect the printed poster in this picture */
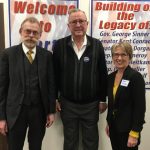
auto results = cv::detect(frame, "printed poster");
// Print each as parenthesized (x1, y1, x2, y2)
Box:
(91, 0, 150, 89)
(9, 0, 78, 51)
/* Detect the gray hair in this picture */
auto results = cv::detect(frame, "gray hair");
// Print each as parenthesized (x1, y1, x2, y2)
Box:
(20, 17, 42, 33)
(68, 8, 87, 20)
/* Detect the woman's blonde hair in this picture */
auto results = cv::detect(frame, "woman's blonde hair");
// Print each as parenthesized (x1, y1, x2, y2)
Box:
(111, 41, 133, 60)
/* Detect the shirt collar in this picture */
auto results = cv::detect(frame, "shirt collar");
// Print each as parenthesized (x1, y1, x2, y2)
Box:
(71, 35, 87, 47)
(22, 43, 36, 55)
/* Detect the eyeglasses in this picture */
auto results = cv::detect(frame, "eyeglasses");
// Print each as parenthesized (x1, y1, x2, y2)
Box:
(23, 29, 40, 36)
(112, 53, 128, 58)
(69, 19, 87, 25)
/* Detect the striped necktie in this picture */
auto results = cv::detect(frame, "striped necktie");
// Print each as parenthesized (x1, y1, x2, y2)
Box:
(26, 50, 33, 64)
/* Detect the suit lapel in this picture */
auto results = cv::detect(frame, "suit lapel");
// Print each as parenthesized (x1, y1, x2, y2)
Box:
(16, 44, 25, 89)
(114, 82, 123, 102)
(36, 47, 43, 88)
(114, 66, 131, 102)
(109, 72, 116, 102)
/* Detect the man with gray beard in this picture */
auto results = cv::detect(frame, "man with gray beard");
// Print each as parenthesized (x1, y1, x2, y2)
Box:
(0, 17, 56, 150)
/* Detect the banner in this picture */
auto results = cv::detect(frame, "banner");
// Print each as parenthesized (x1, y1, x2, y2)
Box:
(9, 0, 78, 51)
(91, 0, 150, 89)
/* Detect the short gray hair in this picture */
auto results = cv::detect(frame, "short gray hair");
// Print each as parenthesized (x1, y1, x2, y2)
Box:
(68, 8, 87, 20)
(20, 17, 42, 33)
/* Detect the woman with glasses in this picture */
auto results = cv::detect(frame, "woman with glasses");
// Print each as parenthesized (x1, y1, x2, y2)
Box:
(106, 41, 146, 150)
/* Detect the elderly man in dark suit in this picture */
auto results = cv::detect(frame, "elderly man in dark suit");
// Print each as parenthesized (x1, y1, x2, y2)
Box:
(0, 17, 56, 150)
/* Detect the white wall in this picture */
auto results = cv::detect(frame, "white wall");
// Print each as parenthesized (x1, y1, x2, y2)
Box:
(1, 0, 150, 149)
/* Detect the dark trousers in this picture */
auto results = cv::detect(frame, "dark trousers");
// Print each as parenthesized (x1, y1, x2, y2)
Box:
(109, 121, 139, 150)
(60, 99, 99, 150)
(7, 105, 46, 150)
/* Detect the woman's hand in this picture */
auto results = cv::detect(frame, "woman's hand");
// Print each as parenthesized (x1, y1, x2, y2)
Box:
(127, 135, 138, 147)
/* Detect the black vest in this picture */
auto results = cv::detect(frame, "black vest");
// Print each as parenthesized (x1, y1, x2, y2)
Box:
(23, 53, 41, 105)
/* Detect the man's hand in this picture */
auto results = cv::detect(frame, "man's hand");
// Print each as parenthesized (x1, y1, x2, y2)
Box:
(99, 102, 107, 113)
(105, 124, 110, 137)
(56, 100, 61, 112)
(0, 120, 7, 136)
(46, 114, 55, 128)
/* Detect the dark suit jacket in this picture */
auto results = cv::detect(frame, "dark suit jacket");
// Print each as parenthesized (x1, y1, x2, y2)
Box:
(107, 66, 146, 132)
(0, 43, 56, 129)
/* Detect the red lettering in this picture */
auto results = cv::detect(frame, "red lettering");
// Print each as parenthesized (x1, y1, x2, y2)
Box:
(95, 2, 102, 10)
(48, 5, 55, 14)
(13, 1, 75, 15)
(40, 4, 47, 14)
(35, 2, 40, 14)
(14, 1, 27, 13)
(44, 22, 52, 32)
(27, 4, 34, 14)
(56, 5, 68, 15)
(40, 21, 52, 33)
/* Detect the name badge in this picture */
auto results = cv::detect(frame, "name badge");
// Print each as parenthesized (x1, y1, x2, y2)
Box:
(120, 79, 130, 87)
